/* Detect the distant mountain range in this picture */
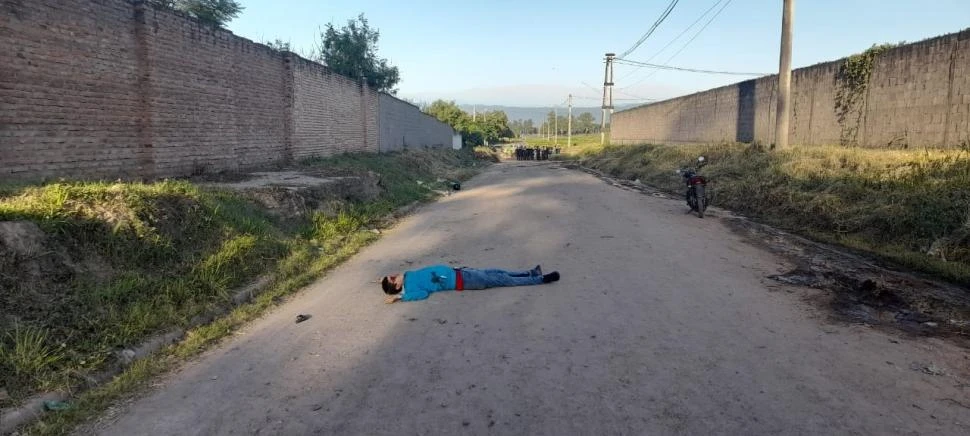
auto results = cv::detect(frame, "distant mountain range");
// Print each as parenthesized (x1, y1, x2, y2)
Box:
(456, 105, 639, 125)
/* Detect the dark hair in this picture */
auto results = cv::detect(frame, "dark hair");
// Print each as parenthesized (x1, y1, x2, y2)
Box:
(381, 276, 401, 295)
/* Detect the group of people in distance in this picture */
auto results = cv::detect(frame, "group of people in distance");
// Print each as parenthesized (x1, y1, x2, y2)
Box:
(512, 146, 559, 161)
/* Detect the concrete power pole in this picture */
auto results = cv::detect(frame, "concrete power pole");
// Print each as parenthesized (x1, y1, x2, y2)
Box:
(554, 108, 559, 145)
(601, 53, 615, 145)
(546, 114, 550, 140)
(567, 94, 573, 147)
(774, 0, 794, 149)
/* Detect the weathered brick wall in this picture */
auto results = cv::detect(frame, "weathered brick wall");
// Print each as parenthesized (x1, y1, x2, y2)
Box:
(141, 6, 290, 177)
(378, 94, 454, 152)
(1, 0, 428, 181)
(291, 57, 378, 159)
(612, 29, 970, 148)
(0, 0, 146, 179)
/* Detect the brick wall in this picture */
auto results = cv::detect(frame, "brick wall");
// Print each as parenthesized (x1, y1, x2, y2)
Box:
(378, 94, 454, 152)
(291, 56, 379, 159)
(0, 0, 440, 181)
(141, 6, 290, 178)
(611, 29, 970, 148)
(0, 0, 145, 179)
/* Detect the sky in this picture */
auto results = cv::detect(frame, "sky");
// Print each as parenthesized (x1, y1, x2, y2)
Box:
(228, 0, 970, 108)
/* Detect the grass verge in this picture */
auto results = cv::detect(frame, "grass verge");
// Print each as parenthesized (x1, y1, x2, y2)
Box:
(0, 148, 486, 434)
(558, 142, 970, 285)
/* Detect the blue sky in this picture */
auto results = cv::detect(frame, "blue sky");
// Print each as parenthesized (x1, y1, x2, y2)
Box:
(228, 0, 970, 107)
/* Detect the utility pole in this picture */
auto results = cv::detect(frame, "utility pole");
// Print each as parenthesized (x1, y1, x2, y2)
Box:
(774, 0, 794, 149)
(567, 94, 573, 147)
(601, 53, 615, 145)
(554, 108, 559, 145)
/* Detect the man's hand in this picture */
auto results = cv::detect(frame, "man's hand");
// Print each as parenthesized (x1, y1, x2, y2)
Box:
(384, 295, 401, 304)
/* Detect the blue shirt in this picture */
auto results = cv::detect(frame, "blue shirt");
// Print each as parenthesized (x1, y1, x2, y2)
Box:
(401, 265, 457, 301)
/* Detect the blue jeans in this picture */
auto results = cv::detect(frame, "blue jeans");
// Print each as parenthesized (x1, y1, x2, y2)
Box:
(459, 267, 543, 290)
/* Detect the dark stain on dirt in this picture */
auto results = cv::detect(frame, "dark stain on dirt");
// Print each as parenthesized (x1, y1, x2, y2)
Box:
(725, 216, 970, 344)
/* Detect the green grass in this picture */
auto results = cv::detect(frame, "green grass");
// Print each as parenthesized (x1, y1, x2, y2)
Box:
(0, 148, 486, 432)
(559, 142, 970, 285)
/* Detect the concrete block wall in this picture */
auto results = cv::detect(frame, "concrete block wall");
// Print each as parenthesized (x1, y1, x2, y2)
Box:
(378, 94, 454, 152)
(1, 0, 441, 181)
(612, 29, 970, 148)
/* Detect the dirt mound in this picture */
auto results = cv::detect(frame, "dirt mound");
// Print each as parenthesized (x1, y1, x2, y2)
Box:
(208, 170, 383, 219)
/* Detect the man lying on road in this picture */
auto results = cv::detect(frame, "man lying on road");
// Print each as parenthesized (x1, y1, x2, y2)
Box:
(381, 264, 560, 303)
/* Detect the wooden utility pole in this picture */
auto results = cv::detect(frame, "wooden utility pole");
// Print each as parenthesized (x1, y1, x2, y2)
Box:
(774, 0, 794, 149)
(601, 53, 615, 145)
(567, 94, 573, 147)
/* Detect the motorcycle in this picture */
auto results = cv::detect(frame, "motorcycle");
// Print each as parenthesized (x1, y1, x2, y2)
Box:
(676, 156, 708, 218)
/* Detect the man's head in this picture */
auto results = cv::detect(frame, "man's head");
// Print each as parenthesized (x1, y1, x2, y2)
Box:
(381, 274, 403, 295)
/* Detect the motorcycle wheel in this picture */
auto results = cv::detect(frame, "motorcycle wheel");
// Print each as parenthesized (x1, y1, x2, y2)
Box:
(695, 185, 706, 218)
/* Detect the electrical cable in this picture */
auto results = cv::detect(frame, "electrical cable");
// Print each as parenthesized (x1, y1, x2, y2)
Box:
(621, 0, 738, 88)
(618, 0, 680, 59)
(616, 0, 724, 81)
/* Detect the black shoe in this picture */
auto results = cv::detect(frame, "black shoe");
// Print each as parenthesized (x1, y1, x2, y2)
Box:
(542, 272, 560, 283)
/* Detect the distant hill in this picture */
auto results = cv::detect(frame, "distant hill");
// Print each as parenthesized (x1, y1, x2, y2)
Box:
(457, 105, 628, 125)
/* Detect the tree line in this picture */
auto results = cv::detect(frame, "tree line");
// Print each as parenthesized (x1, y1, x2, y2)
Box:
(507, 112, 602, 137)
(423, 101, 513, 147)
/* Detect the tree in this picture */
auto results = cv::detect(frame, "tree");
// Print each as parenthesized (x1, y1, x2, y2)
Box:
(576, 112, 596, 133)
(481, 110, 512, 140)
(151, 1, 244, 27)
(426, 100, 468, 127)
(422, 101, 511, 146)
(318, 14, 400, 93)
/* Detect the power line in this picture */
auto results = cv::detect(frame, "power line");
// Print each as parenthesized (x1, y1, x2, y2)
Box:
(572, 95, 652, 101)
(617, 0, 724, 82)
(621, 0, 736, 88)
(615, 88, 656, 101)
(661, 0, 735, 67)
(618, 0, 680, 59)
(615, 58, 766, 76)
(580, 81, 602, 94)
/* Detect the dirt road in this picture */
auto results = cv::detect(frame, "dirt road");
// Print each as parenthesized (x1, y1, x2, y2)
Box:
(94, 162, 970, 435)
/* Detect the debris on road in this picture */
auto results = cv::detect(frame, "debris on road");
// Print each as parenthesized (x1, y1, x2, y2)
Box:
(295, 314, 312, 324)
(43, 400, 70, 411)
(911, 362, 947, 376)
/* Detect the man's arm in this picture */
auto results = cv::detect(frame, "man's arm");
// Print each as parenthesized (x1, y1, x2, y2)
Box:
(399, 288, 429, 301)
(384, 294, 402, 304)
